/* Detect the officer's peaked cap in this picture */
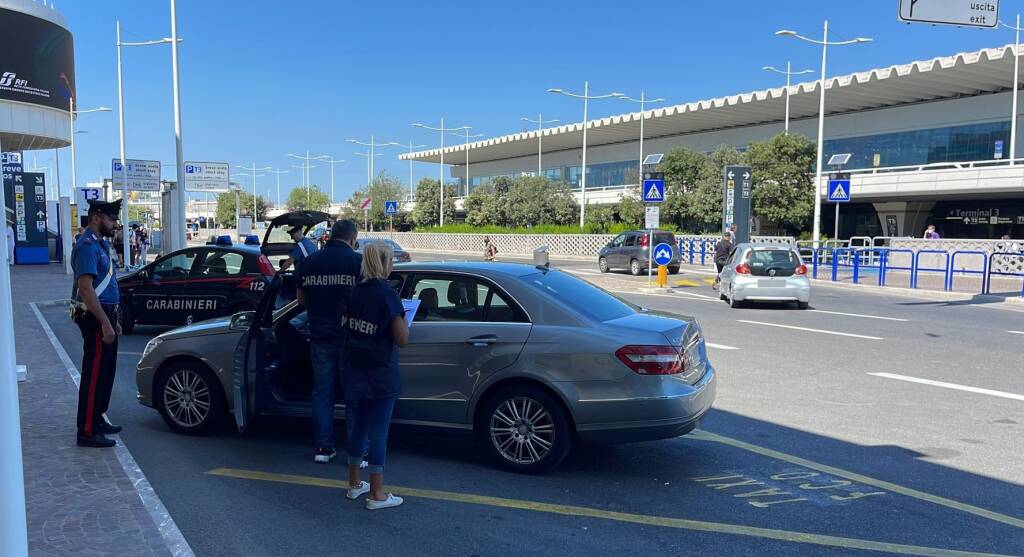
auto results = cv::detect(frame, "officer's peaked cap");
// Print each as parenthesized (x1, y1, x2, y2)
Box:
(86, 198, 122, 219)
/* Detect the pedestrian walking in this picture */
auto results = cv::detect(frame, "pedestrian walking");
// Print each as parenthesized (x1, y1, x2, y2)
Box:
(923, 225, 941, 239)
(6, 220, 14, 265)
(483, 236, 498, 261)
(343, 242, 409, 510)
(69, 199, 124, 448)
(295, 220, 362, 464)
(128, 223, 139, 267)
(138, 226, 150, 265)
(712, 232, 733, 289)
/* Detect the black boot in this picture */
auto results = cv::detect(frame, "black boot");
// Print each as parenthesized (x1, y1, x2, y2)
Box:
(95, 421, 123, 435)
(77, 433, 116, 448)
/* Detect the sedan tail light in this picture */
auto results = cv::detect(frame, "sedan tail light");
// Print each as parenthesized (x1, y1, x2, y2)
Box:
(795, 264, 808, 276)
(615, 345, 684, 375)
(257, 254, 276, 277)
(735, 263, 751, 275)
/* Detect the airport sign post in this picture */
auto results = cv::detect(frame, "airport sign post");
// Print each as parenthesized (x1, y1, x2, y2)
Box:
(183, 162, 230, 192)
(898, 0, 999, 28)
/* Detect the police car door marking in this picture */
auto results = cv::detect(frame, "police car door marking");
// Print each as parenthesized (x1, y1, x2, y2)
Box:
(250, 281, 265, 291)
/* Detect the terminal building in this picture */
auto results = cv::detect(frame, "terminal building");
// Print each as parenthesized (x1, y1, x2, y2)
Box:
(402, 44, 1024, 239)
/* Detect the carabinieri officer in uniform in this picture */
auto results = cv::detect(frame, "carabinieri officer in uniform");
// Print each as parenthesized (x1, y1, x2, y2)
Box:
(72, 199, 124, 448)
(295, 220, 362, 463)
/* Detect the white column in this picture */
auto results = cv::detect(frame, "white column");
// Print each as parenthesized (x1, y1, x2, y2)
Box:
(784, 61, 792, 134)
(580, 81, 589, 228)
(439, 117, 446, 227)
(1011, 14, 1020, 164)
(812, 20, 829, 247)
(170, 0, 186, 252)
(537, 113, 543, 175)
(0, 132, 29, 557)
(115, 21, 129, 259)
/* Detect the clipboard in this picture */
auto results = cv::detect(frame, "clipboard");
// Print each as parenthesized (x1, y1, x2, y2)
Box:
(402, 299, 421, 328)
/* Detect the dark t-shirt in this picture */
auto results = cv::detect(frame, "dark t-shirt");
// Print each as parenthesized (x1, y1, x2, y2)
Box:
(714, 240, 733, 264)
(344, 279, 404, 400)
(295, 240, 362, 341)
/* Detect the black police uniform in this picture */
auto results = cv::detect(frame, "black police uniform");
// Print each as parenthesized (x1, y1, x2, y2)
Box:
(71, 199, 123, 447)
(294, 239, 362, 452)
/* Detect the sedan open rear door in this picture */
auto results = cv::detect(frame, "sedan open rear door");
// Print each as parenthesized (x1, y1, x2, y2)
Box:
(232, 275, 281, 431)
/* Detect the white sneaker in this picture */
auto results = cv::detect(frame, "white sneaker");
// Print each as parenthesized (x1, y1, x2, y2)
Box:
(365, 493, 403, 510)
(345, 481, 370, 500)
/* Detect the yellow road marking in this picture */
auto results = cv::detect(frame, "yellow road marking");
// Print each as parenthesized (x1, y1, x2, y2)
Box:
(206, 467, 1014, 557)
(690, 430, 1024, 531)
(674, 279, 701, 287)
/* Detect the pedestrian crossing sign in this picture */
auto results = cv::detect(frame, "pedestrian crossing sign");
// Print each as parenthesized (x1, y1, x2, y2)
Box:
(642, 179, 665, 203)
(827, 179, 851, 203)
(385, 200, 399, 215)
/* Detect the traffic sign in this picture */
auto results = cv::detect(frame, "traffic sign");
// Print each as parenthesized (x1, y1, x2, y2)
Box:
(74, 186, 101, 208)
(898, 0, 998, 28)
(653, 243, 673, 266)
(112, 158, 161, 192)
(384, 200, 398, 215)
(359, 197, 373, 210)
(828, 177, 851, 203)
(183, 161, 230, 192)
(642, 179, 665, 203)
(644, 206, 660, 229)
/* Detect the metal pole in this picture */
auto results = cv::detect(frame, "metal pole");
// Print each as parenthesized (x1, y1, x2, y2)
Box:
(1012, 14, 1020, 165)
(115, 21, 130, 264)
(440, 117, 446, 227)
(408, 147, 414, 201)
(812, 20, 828, 248)
(251, 161, 257, 222)
(784, 61, 792, 134)
(70, 98, 79, 201)
(537, 113, 543, 175)
(170, 0, 186, 252)
(834, 202, 839, 241)
(648, 229, 653, 287)
(0, 131, 29, 557)
(305, 149, 310, 202)
(638, 92, 645, 184)
(465, 133, 470, 196)
(370, 135, 375, 186)
(580, 81, 589, 228)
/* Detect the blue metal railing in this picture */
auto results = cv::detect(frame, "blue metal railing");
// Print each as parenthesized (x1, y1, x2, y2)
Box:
(948, 251, 988, 293)
(879, 249, 915, 288)
(912, 250, 951, 290)
(985, 253, 1024, 296)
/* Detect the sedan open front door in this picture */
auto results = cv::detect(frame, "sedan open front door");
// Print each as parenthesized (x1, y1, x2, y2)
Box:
(232, 275, 281, 431)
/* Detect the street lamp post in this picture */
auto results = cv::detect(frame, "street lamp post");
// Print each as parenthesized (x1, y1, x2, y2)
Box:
(346, 136, 399, 188)
(776, 22, 871, 246)
(115, 20, 177, 263)
(235, 163, 271, 221)
(520, 114, 559, 176)
(399, 141, 426, 201)
(68, 99, 111, 224)
(548, 83, 624, 227)
(1001, 15, 1023, 165)
(765, 61, 811, 134)
(321, 157, 345, 203)
(267, 169, 288, 208)
(447, 128, 484, 196)
(353, 151, 383, 189)
(413, 119, 469, 227)
(617, 93, 665, 185)
(286, 151, 329, 203)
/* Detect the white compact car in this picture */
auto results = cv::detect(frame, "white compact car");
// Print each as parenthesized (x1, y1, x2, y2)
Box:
(717, 243, 811, 309)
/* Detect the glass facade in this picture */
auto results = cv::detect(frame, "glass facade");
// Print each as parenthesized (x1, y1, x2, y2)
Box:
(567, 160, 639, 189)
(824, 121, 1010, 169)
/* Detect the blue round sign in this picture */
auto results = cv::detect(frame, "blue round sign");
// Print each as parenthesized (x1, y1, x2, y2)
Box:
(653, 243, 674, 266)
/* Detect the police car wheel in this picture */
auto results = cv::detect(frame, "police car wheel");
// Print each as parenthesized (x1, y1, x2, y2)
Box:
(119, 304, 136, 335)
(478, 384, 571, 474)
(598, 257, 610, 273)
(629, 259, 642, 276)
(156, 362, 225, 435)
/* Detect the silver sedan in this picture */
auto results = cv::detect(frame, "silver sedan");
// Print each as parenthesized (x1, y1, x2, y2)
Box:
(135, 261, 716, 473)
(717, 243, 811, 309)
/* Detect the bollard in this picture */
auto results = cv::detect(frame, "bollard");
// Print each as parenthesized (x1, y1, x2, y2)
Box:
(657, 265, 668, 288)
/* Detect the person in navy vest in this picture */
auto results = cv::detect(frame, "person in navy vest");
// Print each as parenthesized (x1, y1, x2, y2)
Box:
(343, 242, 409, 509)
(295, 220, 362, 463)
(71, 199, 125, 448)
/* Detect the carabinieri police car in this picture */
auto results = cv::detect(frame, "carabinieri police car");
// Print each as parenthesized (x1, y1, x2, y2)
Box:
(117, 236, 276, 334)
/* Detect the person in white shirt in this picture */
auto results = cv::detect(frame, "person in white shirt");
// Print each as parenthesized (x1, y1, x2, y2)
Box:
(6, 221, 14, 265)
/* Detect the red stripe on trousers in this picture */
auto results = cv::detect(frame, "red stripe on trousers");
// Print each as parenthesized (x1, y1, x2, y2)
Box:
(84, 331, 103, 437)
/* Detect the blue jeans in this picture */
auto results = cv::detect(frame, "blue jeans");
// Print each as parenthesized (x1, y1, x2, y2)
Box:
(310, 340, 344, 449)
(346, 397, 397, 474)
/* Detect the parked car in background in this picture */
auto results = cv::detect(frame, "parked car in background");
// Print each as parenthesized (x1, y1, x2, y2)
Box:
(357, 237, 412, 263)
(717, 243, 810, 309)
(598, 230, 680, 275)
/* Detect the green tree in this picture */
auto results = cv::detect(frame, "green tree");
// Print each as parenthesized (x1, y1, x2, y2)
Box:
(345, 173, 408, 230)
(410, 178, 456, 228)
(464, 184, 497, 227)
(683, 145, 745, 231)
(285, 184, 330, 212)
(215, 191, 268, 227)
(502, 176, 578, 227)
(658, 147, 705, 230)
(616, 187, 645, 228)
(746, 133, 816, 234)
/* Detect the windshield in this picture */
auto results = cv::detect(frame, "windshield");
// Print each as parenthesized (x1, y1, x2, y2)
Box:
(748, 249, 800, 277)
(525, 270, 638, 322)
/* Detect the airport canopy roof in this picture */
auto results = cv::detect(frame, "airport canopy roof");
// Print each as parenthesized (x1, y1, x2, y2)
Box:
(401, 44, 1022, 165)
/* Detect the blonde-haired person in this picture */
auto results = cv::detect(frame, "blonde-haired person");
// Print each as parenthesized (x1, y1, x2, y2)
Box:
(343, 242, 409, 509)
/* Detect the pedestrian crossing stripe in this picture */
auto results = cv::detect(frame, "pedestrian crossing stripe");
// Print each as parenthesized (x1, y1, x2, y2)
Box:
(645, 184, 663, 201)
(831, 184, 848, 200)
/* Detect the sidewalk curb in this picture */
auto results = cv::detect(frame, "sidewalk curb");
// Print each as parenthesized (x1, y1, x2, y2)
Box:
(809, 279, 1024, 307)
(29, 302, 196, 557)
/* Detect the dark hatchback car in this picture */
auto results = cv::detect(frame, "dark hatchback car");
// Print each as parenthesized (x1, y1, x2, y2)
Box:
(117, 244, 276, 334)
(357, 237, 412, 263)
(598, 230, 680, 275)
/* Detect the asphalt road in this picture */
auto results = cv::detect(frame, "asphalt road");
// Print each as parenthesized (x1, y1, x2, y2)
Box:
(39, 251, 1024, 557)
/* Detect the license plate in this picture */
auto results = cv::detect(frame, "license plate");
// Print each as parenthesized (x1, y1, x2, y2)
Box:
(757, 279, 786, 287)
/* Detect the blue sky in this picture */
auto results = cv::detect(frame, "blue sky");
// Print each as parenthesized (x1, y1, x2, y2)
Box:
(42, 0, 1020, 205)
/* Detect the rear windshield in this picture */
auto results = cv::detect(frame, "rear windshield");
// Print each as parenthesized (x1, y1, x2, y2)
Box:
(361, 239, 402, 250)
(525, 270, 638, 322)
(653, 233, 675, 246)
(748, 249, 800, 276)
